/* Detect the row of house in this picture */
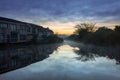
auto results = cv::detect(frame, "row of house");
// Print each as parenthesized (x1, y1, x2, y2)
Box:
(0, 17, 54, 43)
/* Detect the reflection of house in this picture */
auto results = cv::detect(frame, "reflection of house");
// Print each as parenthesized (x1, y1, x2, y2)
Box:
(0, 17, 54, 43)
(0, 43, 60, 74)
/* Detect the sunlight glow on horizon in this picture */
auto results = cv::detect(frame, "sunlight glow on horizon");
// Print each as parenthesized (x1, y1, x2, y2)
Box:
(36, 21, 119, 34)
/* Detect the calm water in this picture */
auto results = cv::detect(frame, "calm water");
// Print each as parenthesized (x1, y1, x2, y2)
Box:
(0, 40, 120, 80)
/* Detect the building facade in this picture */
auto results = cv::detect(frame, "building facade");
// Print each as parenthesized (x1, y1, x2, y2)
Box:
(0, 17, 54, 43)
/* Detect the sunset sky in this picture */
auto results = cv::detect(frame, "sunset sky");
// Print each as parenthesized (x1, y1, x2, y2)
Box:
(0, 0, 120, 34)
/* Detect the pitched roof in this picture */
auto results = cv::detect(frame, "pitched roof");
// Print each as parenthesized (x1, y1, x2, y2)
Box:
(0, 16, 26, 24)
(0, 16, 49, 30)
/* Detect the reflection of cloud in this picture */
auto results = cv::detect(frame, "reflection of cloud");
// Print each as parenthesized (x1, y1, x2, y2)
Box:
(0, 44, 120, 80)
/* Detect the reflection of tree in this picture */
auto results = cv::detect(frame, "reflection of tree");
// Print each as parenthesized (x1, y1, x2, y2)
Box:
(74, 47, 96, 62)
(0, 43, 61, 74)
(69, 43, 120, 64)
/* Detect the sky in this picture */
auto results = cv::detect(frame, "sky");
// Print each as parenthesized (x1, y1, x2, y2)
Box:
(0, 0, 120, 34)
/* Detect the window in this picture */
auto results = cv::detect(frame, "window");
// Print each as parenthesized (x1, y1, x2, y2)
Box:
(0, 23, 2, 28)
(20, 35, 26, 40)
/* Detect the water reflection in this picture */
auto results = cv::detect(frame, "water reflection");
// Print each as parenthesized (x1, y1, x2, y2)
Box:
(68, 41, 120, 64)
(0, 44, 61, 74)
(0, 41, 120, 80)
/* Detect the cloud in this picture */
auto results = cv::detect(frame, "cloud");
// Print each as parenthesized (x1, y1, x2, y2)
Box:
(0, 0, 120, 25)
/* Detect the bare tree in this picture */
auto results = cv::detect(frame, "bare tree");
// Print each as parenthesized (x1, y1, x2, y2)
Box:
(74, 23, 96, 34)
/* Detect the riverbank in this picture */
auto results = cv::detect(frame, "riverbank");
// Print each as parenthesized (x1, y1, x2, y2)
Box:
(0, 35, 63, 48)
(67, 29, 120, 47)
(33, 35, 64, 44)
(67, 23, 120, 47)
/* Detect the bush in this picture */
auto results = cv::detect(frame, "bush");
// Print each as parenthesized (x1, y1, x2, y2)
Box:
(68, 23, 120, 46)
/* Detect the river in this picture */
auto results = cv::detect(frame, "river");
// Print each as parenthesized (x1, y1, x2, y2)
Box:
(0, 40, 120, 80)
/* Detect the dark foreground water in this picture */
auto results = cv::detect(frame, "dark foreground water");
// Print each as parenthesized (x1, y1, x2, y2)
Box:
(0, 40, 120, 80)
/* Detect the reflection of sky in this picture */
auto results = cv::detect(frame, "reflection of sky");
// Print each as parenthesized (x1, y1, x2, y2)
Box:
(0, 44, 120, 80)
(0, 0, 120, 34)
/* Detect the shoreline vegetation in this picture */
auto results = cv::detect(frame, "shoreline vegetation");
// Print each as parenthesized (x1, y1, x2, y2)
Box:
(32, 34, 64, 44)
(67, 23, 120, 47)
(0, 34, 63, 47)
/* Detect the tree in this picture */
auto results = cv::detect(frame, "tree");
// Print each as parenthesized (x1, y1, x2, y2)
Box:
(95, 26, 113, 34)
(74, 23, 96, 35)
(114, 25, 120, 33)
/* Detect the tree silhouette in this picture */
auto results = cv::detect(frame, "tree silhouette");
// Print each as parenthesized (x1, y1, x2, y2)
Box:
(74, 23, 96, 35)
(114, 25, 120, 33)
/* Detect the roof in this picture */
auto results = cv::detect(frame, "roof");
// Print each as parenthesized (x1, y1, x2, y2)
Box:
(0, 16, 52, 31)
(0, 16, 27, 24)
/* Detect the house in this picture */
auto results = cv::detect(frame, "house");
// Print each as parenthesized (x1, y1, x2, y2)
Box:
(0, 17, 54, 43)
